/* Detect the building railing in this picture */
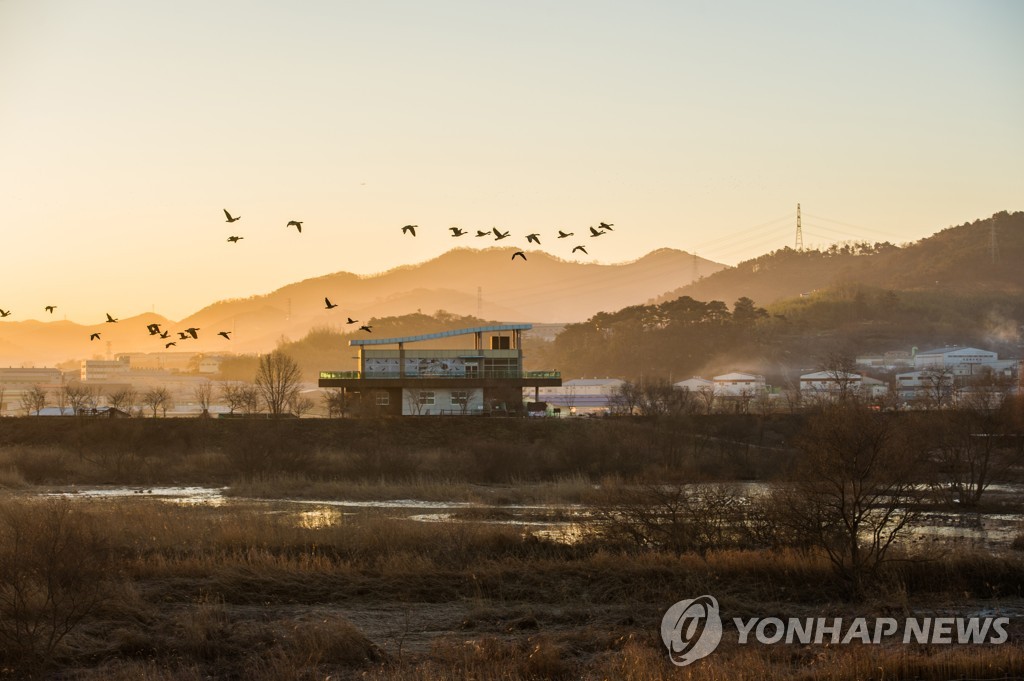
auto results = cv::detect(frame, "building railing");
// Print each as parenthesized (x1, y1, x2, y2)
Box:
(320, 370, 561, 381)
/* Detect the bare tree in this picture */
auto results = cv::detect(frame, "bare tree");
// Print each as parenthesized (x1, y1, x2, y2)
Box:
(193, 382, 214, 417)
(772, 404, 927, 598)
(817, 351, 861, 403)
(405, 388, 426, 416)
(239, 384, 260, 415)
(21, 386, 48, 416)
(220, 383, 245, 415)
(63, 383, 95, 415)
(106, 388, 138, 414)
(928, 407, 1020, 507)
(287, 393, 315, 418)
(254, 351, 302, 416)
(609, 380, 642, 416)
(323, 388, 347, 418)
(142, 387, 172, 418)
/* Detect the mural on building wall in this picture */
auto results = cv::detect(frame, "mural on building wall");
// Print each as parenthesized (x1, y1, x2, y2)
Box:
(364, 358, 466, 377)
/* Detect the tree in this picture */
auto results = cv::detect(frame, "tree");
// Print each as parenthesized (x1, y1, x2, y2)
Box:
(106, 388, 138, 414)
(928, 407, 1020, 507)
(772, 404, 927, 598)
(254, 351, 302, 416)
(142, 387, 172, 417)
(609, 380, 642, 415)
(0, 500, 115, 666)
(239, 384, 261, 415)
(62, 383, 95, 415)
(287, 393, 315, 418)
(21, 386, 47, 416)
(193, 382, 213, 417)
(323, 388, 347, 418)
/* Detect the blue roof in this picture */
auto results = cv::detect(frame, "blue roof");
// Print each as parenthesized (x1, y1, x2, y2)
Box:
(350, 324, 531, 347)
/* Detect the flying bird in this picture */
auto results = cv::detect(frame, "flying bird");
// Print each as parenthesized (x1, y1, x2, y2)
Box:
(223, 209, 241, 223)
(346, 317, 358, 324)
(165, 342, 176, 348)
(184, 327, 200, 339)
(557, 230, 574, 239)
(227, 236, 243, 243)
(512, 251, 527, 261)
(492, 228, 510, 240)
(217, 331, 231, 340)
(401, 225, 417, 236)
(572, 245, 588, 254)
(525, 233, 541, 244)
(598, 222, 614, 231)
(324, 297, 338, 310)
(475, 230, 490, 237)
(0, 309, 11, 318)
(178, 332, 189, 340)
(589, 226, 606, 237)
(146, 323, 162, 335)
(90, 333, 101, 341)
(45, 305, 56, 314)
(287, 220, 303, 233)
(359, 325, 373, 333)
(159, 330, 170, 339)
(105, 313, 118, 323)
(449, 227, 467, 237)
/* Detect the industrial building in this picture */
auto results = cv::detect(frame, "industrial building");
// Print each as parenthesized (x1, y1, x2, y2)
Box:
(318, 324, 561, 416)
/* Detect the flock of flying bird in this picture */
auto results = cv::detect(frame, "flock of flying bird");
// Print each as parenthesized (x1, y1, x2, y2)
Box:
(1, 211, 617, 348)
(399, 221, 615, 261)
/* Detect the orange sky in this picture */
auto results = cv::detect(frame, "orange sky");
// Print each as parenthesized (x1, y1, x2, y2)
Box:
(1, 1, 1021, 324)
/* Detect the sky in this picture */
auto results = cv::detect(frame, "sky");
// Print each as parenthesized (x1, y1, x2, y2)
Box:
(1, 0, 1022, 324)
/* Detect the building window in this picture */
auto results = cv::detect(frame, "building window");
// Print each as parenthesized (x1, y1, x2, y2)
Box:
(418, 391, 435, 406)
(375, 394, 390, 406)
(451, 390, 468, 406)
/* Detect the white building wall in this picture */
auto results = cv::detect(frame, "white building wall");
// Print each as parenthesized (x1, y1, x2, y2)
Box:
(401, 387, 485, 416)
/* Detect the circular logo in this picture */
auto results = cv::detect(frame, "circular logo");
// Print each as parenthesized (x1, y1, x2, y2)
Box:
(661, 595, 723, 666)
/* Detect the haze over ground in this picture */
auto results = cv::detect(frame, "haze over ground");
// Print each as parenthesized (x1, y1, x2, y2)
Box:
(1, 1, 1022, 325)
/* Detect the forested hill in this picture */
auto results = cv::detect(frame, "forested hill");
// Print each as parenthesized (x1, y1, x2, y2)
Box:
(653, 211, 1024, 307)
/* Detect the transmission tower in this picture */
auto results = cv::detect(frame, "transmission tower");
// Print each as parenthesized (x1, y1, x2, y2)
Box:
(795, 203, 804, 250)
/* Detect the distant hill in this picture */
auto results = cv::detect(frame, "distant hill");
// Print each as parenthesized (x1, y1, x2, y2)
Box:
(0, 247, 722, 366)
(653, 211, 1024, 307)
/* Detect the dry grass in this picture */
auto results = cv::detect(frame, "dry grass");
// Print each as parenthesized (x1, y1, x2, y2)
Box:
(0, 483, 1021, 678)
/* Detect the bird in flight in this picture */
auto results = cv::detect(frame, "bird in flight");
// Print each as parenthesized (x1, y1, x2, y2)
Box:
(223, 209, 241, 223)
(90, 333, 101, 341)
(178, 332, 190, 340)
(475, 230, 490, 237)
(589, 226, 606, 237)
(105, 313, 118, 323)
(184, 327, 200, 339)
(159, 330, 170, 339)
(557, 230, 574, 239)
(572, 245, 588, 254)
(324, 297, 338, 310)
(146, 323, 162, 335)
(45, 305, 56, 314)
(401, 225, 417, 236)
(449, 227, 467, 237)
(0, 309, 11, 318)
(359, 325, 373, 333)
(346, 317, 358, 324)
(598, 222, 614, 231)
(526, 233, 541, 244)
(287, 220, 303, 233)
(217, 331, 231, 340)
(493, 228, 510, 240)
(512, 251, 527, 261)
(227, 236, 243, 243)
(165, 341, 176, 348)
